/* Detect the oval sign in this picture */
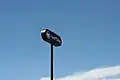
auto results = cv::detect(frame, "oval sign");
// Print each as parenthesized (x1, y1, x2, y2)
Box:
(41, 29, 62, 47)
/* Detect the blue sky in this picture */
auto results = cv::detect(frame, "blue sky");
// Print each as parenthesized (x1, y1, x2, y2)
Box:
(0, 0, 120, 80)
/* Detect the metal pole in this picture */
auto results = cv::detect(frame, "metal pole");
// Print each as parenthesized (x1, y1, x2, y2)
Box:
(50, 44, 53, 80)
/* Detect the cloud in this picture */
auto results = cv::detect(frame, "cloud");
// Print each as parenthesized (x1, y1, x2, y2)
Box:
(40, 65, 120, 80)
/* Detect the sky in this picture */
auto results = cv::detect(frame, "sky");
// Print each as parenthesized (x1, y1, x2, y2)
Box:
(0, 0, 120, 80)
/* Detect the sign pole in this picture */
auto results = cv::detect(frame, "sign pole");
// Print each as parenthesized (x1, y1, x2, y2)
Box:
(50, 44, 53, 80)
(41, 29, 62, 80)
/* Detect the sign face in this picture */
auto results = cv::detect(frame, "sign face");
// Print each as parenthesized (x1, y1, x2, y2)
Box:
(41, 29, 62, 47)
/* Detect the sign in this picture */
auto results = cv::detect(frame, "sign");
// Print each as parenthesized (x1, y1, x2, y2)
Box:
(41, 29, 62, 47)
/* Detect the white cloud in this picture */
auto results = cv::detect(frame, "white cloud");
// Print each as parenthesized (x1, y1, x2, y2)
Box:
(40, 65, 120, 80)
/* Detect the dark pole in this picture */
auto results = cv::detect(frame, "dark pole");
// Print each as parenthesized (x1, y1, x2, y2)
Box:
(41, 29, 62, 80)
(50, 44, 53, 80)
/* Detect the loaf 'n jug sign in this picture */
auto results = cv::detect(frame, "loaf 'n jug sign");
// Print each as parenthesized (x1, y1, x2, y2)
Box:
(41, 28, 62, 80)
(41, 29, 62, 47)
